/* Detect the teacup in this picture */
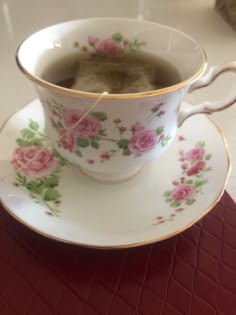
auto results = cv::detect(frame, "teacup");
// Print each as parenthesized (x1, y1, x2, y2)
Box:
(16, 18, 236, 182)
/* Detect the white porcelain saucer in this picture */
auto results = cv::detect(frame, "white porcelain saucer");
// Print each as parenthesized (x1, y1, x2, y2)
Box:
(0, 99, 230, 248)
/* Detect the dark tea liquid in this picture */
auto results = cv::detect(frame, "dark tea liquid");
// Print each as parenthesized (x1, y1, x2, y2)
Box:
(41, 52, 181, 94)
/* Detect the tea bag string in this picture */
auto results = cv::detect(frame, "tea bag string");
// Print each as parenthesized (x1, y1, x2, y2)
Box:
(0, 91, 108, 181)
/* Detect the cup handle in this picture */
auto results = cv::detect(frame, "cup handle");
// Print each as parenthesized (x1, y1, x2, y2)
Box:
(178, 62, 236, 127)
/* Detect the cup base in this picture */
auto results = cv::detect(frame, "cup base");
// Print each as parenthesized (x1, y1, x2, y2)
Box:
(79, 165, 143, 183)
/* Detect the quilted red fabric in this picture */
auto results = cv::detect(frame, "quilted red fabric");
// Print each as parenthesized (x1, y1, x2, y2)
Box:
(1, 191, 236, 315)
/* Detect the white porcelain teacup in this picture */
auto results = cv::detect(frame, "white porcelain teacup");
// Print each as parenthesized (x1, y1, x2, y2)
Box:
(16, 18, 236, 182)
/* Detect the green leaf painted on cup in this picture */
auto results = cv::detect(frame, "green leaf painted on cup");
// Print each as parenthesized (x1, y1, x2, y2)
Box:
(77, 137, 89, 148)
(185, 179, 193, 184)
(91, 140, 100, 149)
(75, 150, 82, 157)
(123, 148, 131, 156)
(156, 126, 164, 136)
(117, 139, 129, 149)
(163, 191, 171, 197)
(91, 112, 107, 121)
(112, 33, 123, 42)
(99, 129, 107, 136)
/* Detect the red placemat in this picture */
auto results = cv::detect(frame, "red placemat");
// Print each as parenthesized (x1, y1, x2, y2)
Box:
(0, 191, 236, 315)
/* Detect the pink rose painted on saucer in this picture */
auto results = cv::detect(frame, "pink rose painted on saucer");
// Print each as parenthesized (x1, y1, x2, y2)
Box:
(12, 146, 58, 178)
(155, 140, 213, 226)
(187, 161, 206, 176)
(12, 119, 71, 217)
(185, 148, 205, 161)
(171, 184, 195, 202)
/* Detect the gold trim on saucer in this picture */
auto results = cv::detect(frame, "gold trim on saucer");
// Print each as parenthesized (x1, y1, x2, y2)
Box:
(0, 102, 231, 249)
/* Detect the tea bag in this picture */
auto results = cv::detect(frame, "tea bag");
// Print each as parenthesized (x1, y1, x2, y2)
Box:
(72, 73, 112, 93)
(71, 59, 157, 94)
(72, 61, 112, 93)
(120, 76, 156, 93)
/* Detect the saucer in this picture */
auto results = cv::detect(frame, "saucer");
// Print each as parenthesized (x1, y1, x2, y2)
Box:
(0, 99, 230, 248)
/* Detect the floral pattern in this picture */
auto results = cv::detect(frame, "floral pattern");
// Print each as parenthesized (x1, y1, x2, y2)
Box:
(154, 140, 213, 225)
(73, 33, 146, 57)
(12, 119, 69, 217)
(9, 116, 214, 225)
(128, 129, 157, 154)
(63, 109, 102, 138)
(46, 99, 171, 163)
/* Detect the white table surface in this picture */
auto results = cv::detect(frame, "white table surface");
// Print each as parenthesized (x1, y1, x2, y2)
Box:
(1, 0, 236, 199)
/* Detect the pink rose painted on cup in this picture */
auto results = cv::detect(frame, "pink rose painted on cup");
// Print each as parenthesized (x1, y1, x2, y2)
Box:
(59, 129, 76, 152)
(187, 161, 206, 176)
(63, 109, 101, 139)
(123, 39, 129, 48)
(131, 122, 145, 133)
(185, 148, 205, 161)
(119, 126, 127, 133)
(128, 129, 157, 154)
(171, 184, 195, 202)
(12, 146, 58, 178)
(100, 153, 111, 160)
(96, 39, 123, 56)
(113, 118, 121, 124)
(151, 102, 165, 112)
(88, 36, 99, 47)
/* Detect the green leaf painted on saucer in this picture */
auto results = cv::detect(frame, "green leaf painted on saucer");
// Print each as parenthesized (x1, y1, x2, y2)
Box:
(26, 179, 45, 194)
(205, 154, 212, 160)
(44, 188, 61, 201)
(12, 119, 69, 217)
(21, 128, 35, 139)
(16, 139, 31, 147)
(185, 199, 196, 205)
(29, 119, 39, 131)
